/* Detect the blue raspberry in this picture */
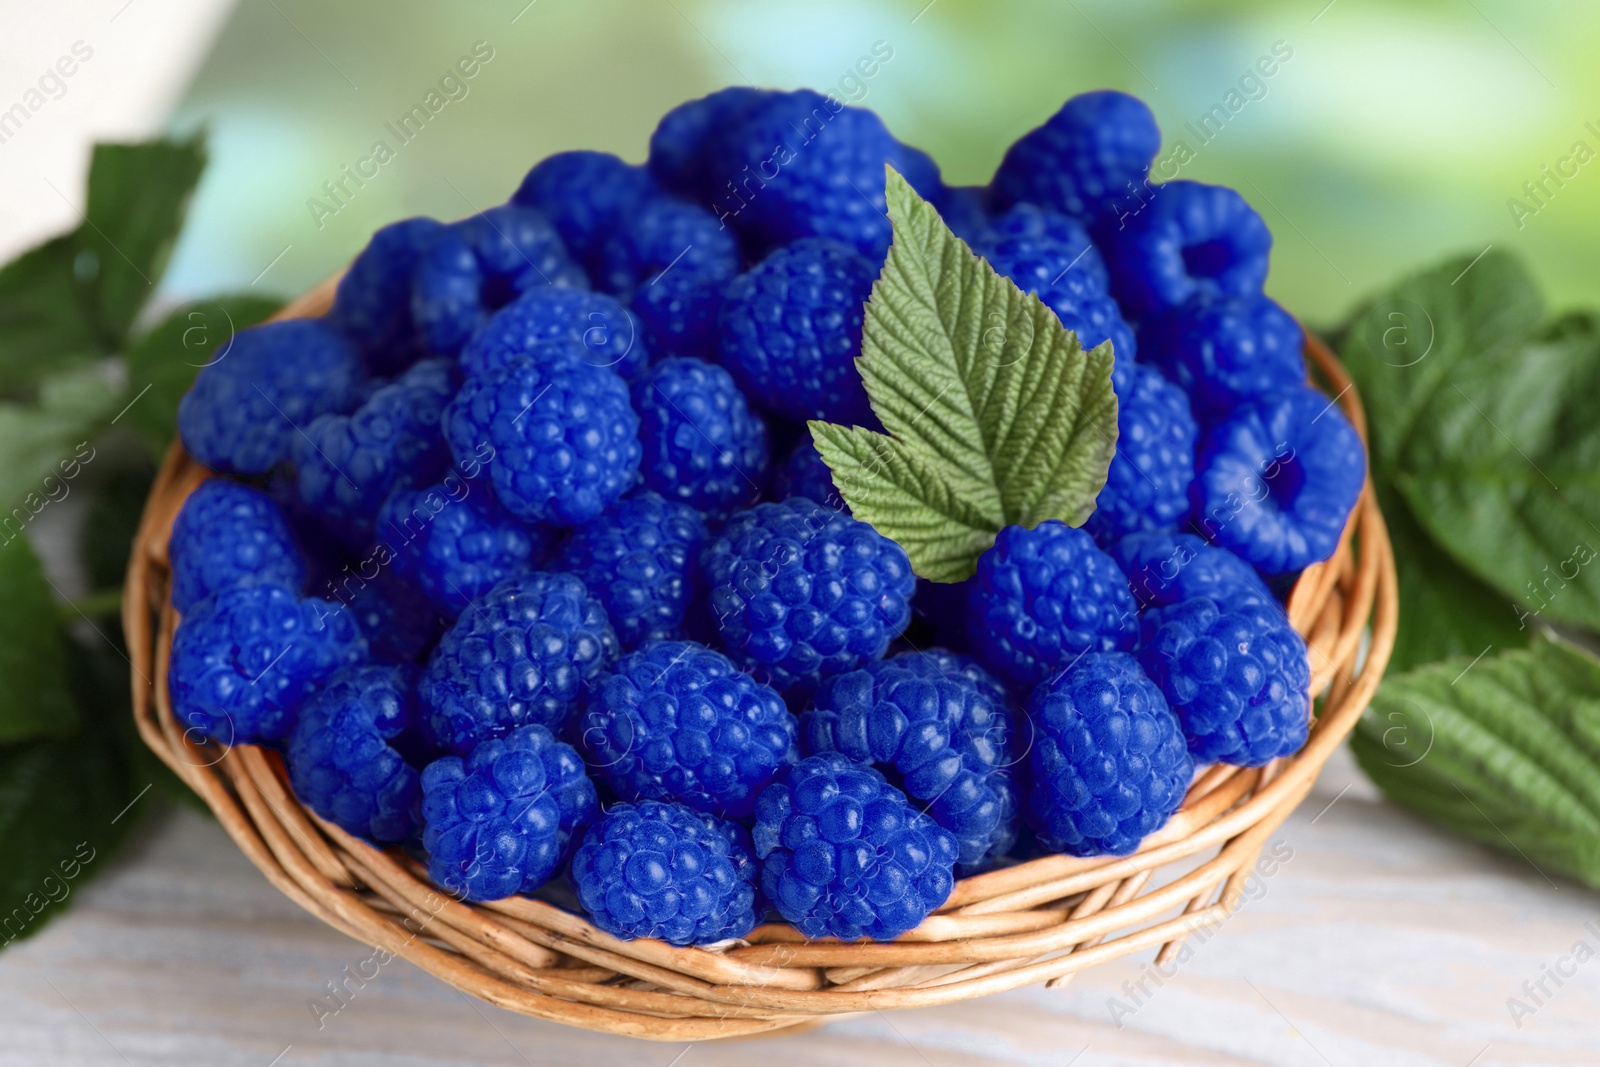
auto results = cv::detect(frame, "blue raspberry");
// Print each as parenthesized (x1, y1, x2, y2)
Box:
(712, 818, 770, 917)
(292, 359, 456, 547)
(420, 724, 596, 902)
(699, 90, 942, 259)
(179, 319, 364, 476)
(752, 753, 959, 941)
(331, 216, 447, 376)
(169, 479, 306, 612)
(552, 491, 707, 650)
(775, 431, 844, 511)
(412, 205, 586, 357)
(991, 91, 1161, 222)
(596, 195, 741, 359)
(932, 184, 991, 245)
(379, 481, 551, 619)
(462, 288, 649, 382)
(915, 647, 1011, 702)
(1098, 180, 1271, 320)
(443, 354, 640, 528)
(717, 238, 876, 426)
(510, 150, 658, 273)
(1190, 384, 1365, 575)
(987, 253, 1135, 360)
(702, 498, 914, 698)
(649, 87, 778, 199)
(342, 571, 441, 664)
(286, 664, 423, 843)
(975, 203, 1108, 292)
(418, 571, 618, 754)
(967, 522, 1138, 692)
(1025, 652, 1192, 856)
(633, 357, 768, 515)
(571, 800, 759, 945)
(1138, 595, 1310, 767)
(168, 581, 366, 746)
(578, 641, 797, 819)
(801, 651, 1019, 870)
(1084, 361, 1197, 544)
(1109, 530, 1274, 611)
(1140, 292, 1306, 420)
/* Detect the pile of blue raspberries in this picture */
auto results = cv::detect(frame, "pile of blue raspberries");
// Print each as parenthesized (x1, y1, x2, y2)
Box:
(167, 88, 1365, 947)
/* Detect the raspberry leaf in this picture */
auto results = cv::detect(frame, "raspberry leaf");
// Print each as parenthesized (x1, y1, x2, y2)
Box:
(0, 536, 77, 741)
(1378, 481, 1528, 675)
(0, 236, 107, 392)
(0, 137, 208, 393)
(1338, 248, 1542, 471)
(1351, 634, 1600, 889)
(0, 633, 148, 946)
(810, 168, 1118, 582)
(1395, 311, 1600, 630)
(78, 136, 208, 349)
(0, 365, 120, 531)
(1341, 252, 1600, 631)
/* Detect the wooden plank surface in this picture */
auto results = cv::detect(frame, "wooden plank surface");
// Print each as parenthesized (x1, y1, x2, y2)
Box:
(2, 745, 1597, 1066)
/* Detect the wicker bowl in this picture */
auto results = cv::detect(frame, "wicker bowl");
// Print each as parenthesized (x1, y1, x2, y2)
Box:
(126, 276, 1398, 1041)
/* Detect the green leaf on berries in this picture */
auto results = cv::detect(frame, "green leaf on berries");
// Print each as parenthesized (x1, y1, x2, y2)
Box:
(809, 168, 1118, 583)
(123, 295, 282, 457)
(1351, 634, 1600, 889)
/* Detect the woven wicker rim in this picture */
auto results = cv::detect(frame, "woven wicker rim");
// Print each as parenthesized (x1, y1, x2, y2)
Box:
(125, 276, 1398, 1041)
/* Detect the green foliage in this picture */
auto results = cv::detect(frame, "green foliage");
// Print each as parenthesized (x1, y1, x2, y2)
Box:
(0, 367, 119, 531)
(0, 632, 146, 948)
(0, 538, 76, 742)
(78, 137, 208, 348)
(0, 137, 207, 392)
(1341, 252, 1600, 630)
(1397, 311, 1600, 630)
(1337, 249, 1542, 471)
(1341, 247, 1600, 880)
(0, 237, 105, 392)
(810, 169, 1118, 582)
(1352, 635, 1600, 889)
(1379, 482, 1529, 675)
(0, 134, 274, 950)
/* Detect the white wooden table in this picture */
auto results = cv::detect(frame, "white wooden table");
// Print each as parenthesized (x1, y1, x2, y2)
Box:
(3, 744, 1596, 1066)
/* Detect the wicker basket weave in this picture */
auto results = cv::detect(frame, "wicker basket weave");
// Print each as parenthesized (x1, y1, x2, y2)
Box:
(125, 276, 1398, 1041)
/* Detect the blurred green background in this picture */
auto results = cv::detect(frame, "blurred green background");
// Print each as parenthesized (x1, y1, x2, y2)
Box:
(162, 0, 1595, 327)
